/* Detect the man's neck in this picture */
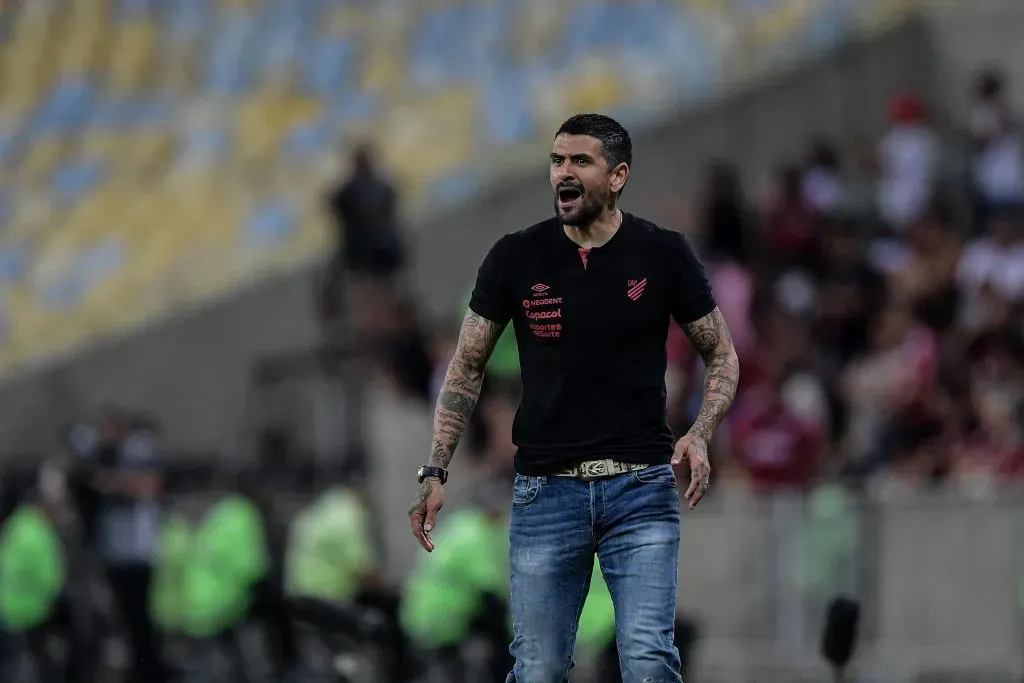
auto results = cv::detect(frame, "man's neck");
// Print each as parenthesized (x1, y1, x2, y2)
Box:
(563, 208, 622, 249)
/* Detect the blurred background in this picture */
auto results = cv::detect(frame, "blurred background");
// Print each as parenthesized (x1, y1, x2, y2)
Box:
(0, 0, 1021, 681)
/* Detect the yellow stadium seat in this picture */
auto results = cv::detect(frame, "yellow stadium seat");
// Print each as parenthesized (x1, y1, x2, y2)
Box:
(376, 86, 477, 186)
(19, 138, 71, 184)
(750, 0, 812, 49)
(567, 59, 626, 114)
(324, 5, 369, 35)
(119, 131, 175, 174)
(108, 19, 159, 92)
(235, 94, 320, 165)
(360, 47, 404, 94)
(54, 11, 108, 77)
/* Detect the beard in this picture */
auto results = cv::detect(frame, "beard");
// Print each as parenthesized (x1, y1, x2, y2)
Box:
(554, 183, 609, 227)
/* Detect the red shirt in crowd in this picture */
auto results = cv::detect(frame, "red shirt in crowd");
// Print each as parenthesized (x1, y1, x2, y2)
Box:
(730, 386, 821, 492)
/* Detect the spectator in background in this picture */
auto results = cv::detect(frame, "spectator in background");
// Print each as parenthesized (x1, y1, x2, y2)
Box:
(700, 160, 752, 263)
(325, 143, 406, 337)
(803, 137, 845, 215)
(968, 68, 1024, 228)
(816, 218, 888, 368)
(730, 365, 824, 492)
(951, 339, 1024, 494)
(876, 93, 939, 233)
(842, 304, 941, 474)
(887, 207, 962, 333)
(957, 206, 1024, 327)
(78, 411, 168, 683)
(369, 294, 434, 403)
(765, 165, 823, 271)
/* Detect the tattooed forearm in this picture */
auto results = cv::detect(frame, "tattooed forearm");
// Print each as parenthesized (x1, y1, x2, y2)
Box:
(429, 310, 506, 471)
(683, 308, 740, 443)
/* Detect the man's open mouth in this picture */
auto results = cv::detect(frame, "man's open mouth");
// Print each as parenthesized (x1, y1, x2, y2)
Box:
(558, 187, 583, 202)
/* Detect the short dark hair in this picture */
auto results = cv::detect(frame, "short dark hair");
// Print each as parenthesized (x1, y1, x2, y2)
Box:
(556, 113, 632, 170)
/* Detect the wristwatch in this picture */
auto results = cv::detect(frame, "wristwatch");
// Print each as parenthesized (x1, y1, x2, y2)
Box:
(417, 465, 448, 485)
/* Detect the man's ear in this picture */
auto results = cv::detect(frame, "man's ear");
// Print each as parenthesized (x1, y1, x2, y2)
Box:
(610, 162, 630, 195)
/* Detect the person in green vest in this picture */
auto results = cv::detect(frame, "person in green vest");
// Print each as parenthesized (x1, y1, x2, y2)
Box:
(284, 477, 415, 681)
(400, 478, 511, 682)
(285, 483, 376, 606)
(181, 492, 270, 639)
(0, 493, 87, 683)
(149, 513, 194, 635)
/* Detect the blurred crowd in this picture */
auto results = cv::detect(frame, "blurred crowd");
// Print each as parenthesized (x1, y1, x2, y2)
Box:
(681, 65, 1024, 498)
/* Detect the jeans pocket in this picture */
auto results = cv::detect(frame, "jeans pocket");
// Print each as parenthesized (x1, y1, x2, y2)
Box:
(512, 474, 542, 505)
(633, 464, 677, 488)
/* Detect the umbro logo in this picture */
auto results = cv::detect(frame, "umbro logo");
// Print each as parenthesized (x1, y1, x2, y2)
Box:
(531, 283, 550, 294)
(627, 278, 647, 301)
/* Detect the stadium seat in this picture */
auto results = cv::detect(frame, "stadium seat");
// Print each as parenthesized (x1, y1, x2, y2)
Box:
(0, 0, 903, 372)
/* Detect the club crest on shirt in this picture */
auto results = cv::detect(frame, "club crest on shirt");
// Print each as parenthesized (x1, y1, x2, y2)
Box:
(627, 278, 647, 301)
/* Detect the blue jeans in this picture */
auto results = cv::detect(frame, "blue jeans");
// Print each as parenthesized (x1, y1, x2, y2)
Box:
(506, 464, 683, 683)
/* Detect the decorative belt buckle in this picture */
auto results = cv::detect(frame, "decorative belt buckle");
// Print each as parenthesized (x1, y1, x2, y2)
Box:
(577, 460, 610, 481)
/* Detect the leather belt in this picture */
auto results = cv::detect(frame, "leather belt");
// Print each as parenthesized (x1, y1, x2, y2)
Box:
(552, 459, 650, 481)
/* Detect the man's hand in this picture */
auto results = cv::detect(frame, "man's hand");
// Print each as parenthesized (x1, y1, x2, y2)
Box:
(672, 433, 711, 510)
(408, 477, 445, 552)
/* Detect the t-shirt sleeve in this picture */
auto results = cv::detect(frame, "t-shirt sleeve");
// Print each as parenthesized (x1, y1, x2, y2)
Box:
(666, 231, 716, 325)
(468, 235, 515, 325)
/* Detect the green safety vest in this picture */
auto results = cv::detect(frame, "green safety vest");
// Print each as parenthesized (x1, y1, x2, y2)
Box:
(462, 291, 519, 379)
(802, 485, 857, 598)
(401, 508, 508, 648)
(285, 487, 375, 605)
(149, 514, 194, 633)
(182, 495, 269, 637)
(0, 506, 65, 632)
(576, 556, 617, 657)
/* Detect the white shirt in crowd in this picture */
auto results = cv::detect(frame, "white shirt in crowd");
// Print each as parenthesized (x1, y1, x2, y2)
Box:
(970, 102, 1024, 205)
(957, 237, 1024, 302)
(877, 123, 939, 230)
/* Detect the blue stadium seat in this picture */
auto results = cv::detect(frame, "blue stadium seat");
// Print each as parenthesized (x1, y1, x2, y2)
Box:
(304, 36, 354, 96)
(0, 245, 28, 285)
(38, 238, 127, 311)
(32, 78, 97, 134)
(51, 161, 106, 208)
(257, 1, 310, 78)
(282, 117, 333, 162)
(429, 167, 482, 208)
(244, 201, 297, 247)
(479, 69, 534, 147)
(177, 128, 230, 166)
(165, 0, 211, 42)
(206, 13, 258, 96)
(115, 0, 158, 20)
(327, 90, 374, 128)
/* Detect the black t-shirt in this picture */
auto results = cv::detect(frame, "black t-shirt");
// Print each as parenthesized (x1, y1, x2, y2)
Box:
(469, 213, 716, 475)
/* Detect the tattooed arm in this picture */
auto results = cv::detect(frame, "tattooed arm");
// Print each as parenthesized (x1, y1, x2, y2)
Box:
(428, 309, 506, 469)
(671, 307, 740, 508)
(684, 307, 740, 441)
(408, 308, 506, 551)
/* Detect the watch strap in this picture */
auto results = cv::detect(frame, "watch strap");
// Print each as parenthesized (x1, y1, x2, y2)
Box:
(418, 466, 448, 484)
